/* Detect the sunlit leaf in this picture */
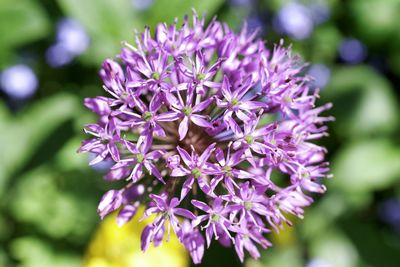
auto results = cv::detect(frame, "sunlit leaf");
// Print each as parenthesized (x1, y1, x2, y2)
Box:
(57, 0, 142, 65)
(143, 0, 224, 27)
(0, 94, 81, 195)
(7, 166, 100, 242)
(310, 25, 342, 62)
(331, 139, 400, 193)
(0, 0, 50, 67)
(57, 0, 225, 65)
(300, 193, 347, 240)
(10, 237, 81, 267)
(55, 137, 90, 171)
(340, 217, 400, 267)
(350, 0, 400, 46)
(323, 66, 399, 138)
(309, 229, 359, 267)
(256, 244, 304, 267)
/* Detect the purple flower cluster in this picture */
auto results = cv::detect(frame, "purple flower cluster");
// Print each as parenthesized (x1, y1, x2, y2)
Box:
(80, 12, 333, 264)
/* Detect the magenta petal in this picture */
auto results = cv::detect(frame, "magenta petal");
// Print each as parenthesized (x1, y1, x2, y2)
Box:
(108, 143, 120, 162)
(215, 148, 226, 166)
(147, 163, 165, 184)
(193, 98, 213, 113)
(167, 155, 181, 169)
(142, 206, 159, 218)
(197, 177, 213, 196)
(244, 238, 261, 260)
(130, 163, 143, 182)
(205, 225, 214, 248)
(191, 115, 211, 128)
(117, 204, 138, 226)
(198, 143, 216, 165)
(165, 92, 181, 108)
(178, 116, 189, 140)
(97, 190, 122, 219)
(123, 140, 138, 154)
(240, 100, 267, 110)
(236, 110, 251, 122)
(175, 208, 196, 219)
(191, 200, 211, 212)
(141, 225, 154, 251)
(169, 197, 180, 208)
(221, 76, 232, 101)
(203, 80, 221, 88)
(84, 97, 111, 115)
(147, 150, 163, 160)
(234, 235, 245, 263)
(153, 124, 166, 137)
(171, 166, 189, 177)
(156, 111, 180, 121)
(149, 92, 162, 112)
(188, 232, 204, 264)
(80, 139, 101, 152)
(233, 169, 252, 179)
(180, 176, 195, 200)
(210, 175, 224, 192)
(150, 194, 168, 209)
(192, 214, 208, 228)
(89, 150, 108, 165)
(176, 146, 192, 166)
(226, 117, 242, 136)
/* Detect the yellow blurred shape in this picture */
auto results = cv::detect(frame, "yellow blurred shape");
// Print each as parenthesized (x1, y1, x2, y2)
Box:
(84, 206, 189, 267)
(271, 217, 297, 247)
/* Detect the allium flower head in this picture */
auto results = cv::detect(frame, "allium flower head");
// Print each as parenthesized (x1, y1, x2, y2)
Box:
(80, 11, 333, 264)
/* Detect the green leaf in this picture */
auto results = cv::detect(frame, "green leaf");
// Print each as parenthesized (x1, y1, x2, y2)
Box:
(350, 0, 400, 46)
(143, 0, 224, 27)
(10, 237, 81, 267)
(309, 229, 359, 267)
(55, 137, 89, 171)
(0, 94, 80, 196)
(340, 217, 400, 267)
(322, 66, 399, 138)
(300, 193, 347, 240)
(0, 249, 10, 267)
(0, 0, 50, 67)
(57, 0, 225, 65)
(7, 166, 100, 241)
(258, 244, 304, 267)
(330, 139, 400, 193)
(57, 0, 142, 65)
(310, 25, 342, 62)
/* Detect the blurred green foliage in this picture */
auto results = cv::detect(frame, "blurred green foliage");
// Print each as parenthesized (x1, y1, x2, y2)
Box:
(0, 0, 400, 267)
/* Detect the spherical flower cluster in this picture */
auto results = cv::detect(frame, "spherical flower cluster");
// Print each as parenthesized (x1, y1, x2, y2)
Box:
(79, 12, 333, 264)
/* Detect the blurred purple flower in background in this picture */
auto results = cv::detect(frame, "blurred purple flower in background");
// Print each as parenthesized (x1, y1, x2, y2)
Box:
(229, 0, 254, 7)
(338, 38, 367, 64)
(309, 0, 330, 24)
(79, 11, 333, 264)
(308, 64, 331, 89)
(307, 258, 332, 267)
(246, 15, 265, 33)
(274, 0, 331, 39)
(274, 2, 314, 40)
(46, 18, 89, 67)
(0, 64, 38, 100)
(131, 0, 154, 10)
(378, 198, 400, 232)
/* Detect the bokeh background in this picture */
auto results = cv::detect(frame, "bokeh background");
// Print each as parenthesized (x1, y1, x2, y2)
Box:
(1, 0, 400, 266)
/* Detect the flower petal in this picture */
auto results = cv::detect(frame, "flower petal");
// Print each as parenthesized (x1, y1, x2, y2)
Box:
(178, 116, 189, 140)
